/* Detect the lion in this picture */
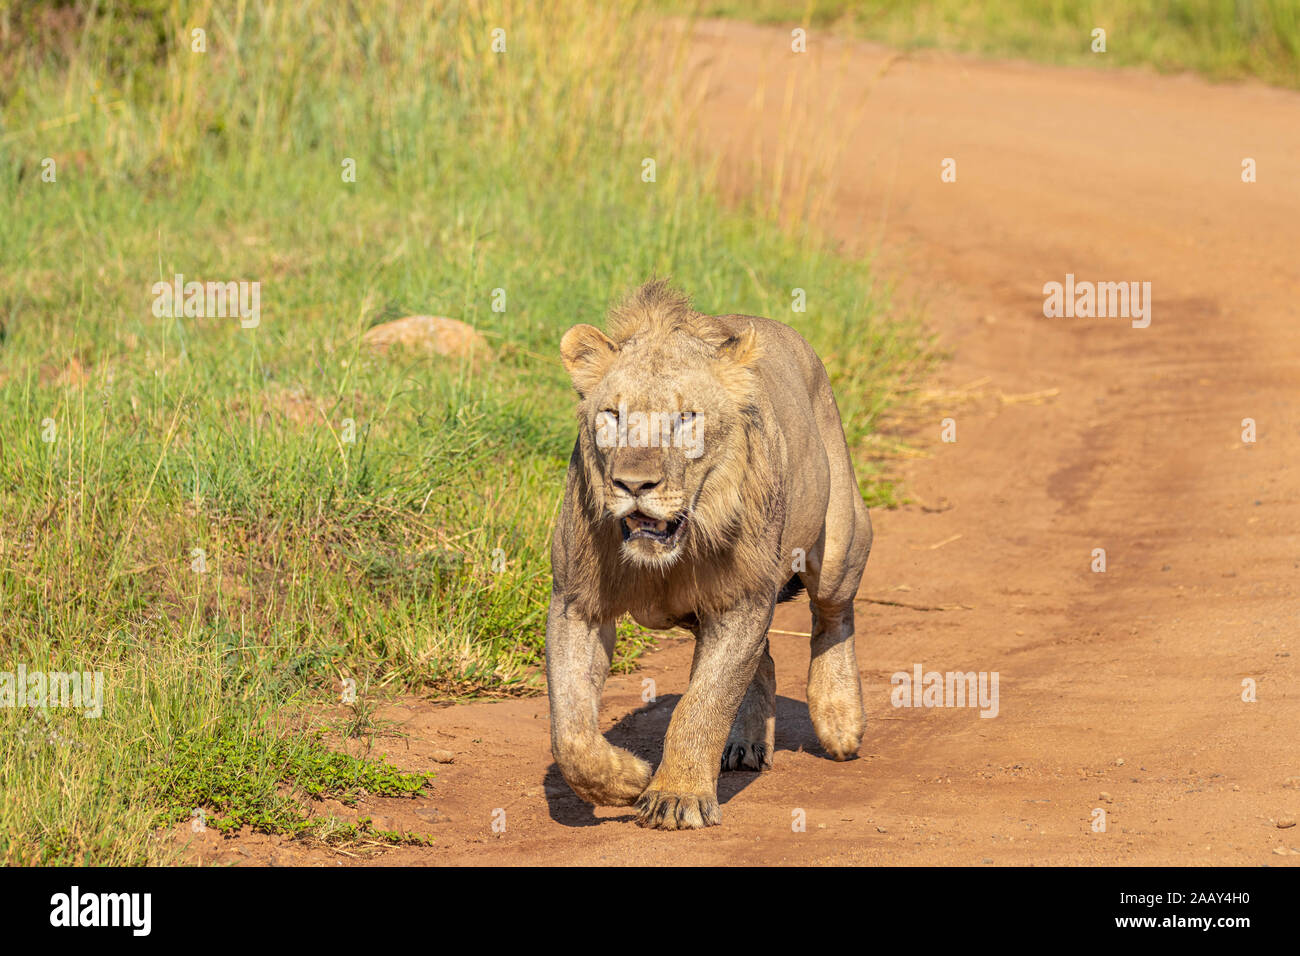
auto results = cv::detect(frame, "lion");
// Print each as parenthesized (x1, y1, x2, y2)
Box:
(546, 279, 873, 830)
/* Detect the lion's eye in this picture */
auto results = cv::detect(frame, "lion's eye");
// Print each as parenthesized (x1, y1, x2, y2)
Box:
(593, 410, 619, 449)
(595, 409, 619, 433)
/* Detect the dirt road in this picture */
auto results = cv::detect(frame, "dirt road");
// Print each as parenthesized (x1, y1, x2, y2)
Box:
(197, 20, 1300, 865)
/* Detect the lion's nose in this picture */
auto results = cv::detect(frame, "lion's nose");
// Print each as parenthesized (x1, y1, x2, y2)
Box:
(613, 476, 660, 497)
(611, 451, 664, 497)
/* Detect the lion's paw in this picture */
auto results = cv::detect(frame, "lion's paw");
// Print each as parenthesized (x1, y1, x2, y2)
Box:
(721, 740, 772, 772)
(634, 788, 721, 830)
(810, 709, 863, 762)
(558, 741, 654, 807)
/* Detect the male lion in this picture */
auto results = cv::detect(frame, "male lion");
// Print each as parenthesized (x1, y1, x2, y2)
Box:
(547, 280, 872, 830)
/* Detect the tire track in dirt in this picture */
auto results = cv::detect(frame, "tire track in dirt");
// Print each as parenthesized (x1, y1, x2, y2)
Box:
(192, 20, 1300, 866)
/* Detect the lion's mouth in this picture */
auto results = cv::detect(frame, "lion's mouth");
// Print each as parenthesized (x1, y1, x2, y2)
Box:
(621, 510, 688, 546)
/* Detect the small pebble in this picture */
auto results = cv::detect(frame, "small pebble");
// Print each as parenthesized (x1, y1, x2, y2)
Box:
(1277, 818, 1296, 829)
(1099, 792, 1113, 803)
(1115, 758, 1125, 766)
(430, 749, 456, 764)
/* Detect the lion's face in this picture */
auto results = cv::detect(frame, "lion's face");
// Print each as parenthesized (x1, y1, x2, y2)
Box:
(584, 360, 717, 567)
(560, 321, 760, 570)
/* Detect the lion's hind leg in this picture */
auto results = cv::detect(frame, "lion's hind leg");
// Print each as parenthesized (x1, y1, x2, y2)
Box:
(721, 640, 775, 771)
(806, 601, 865, 760)
(804, 501, 871, 761)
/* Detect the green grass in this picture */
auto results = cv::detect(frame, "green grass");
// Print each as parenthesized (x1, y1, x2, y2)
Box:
(0, 0, 925, 864)
(151, 718, 431, 841)
(670, 0, 1300, 89)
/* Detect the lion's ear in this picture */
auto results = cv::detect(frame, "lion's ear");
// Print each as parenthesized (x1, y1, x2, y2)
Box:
(715, 324, 761, 368)
(560, 324, 618, 397)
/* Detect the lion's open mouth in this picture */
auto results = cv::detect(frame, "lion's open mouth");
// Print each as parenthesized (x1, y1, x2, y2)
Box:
(621, 510, 688, 546)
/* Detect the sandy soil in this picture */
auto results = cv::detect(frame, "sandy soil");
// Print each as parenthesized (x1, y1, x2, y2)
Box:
(187, 20, 1300, 866)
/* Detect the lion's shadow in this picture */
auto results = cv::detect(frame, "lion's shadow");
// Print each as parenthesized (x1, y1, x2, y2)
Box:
(543, 693, 827, 827)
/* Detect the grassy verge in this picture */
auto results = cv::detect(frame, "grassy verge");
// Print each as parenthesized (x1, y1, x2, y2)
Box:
(669, 0, 1300, 89)
(0, 0, 925, 863)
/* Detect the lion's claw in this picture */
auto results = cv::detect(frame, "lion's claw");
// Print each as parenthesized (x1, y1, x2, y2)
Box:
(721, 741, 771, 772)
(634, 789, 721, 830)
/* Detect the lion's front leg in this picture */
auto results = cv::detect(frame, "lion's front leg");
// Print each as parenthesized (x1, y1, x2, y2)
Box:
(546, 594, 653, 806)
(636, 598, 774, 829)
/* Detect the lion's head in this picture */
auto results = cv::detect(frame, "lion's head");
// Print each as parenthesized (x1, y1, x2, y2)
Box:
(559, 281, 769, 573)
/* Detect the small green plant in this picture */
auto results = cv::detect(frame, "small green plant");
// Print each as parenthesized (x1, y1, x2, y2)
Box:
(612, 620, 661, 674)
(151, 720, 431, 841)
